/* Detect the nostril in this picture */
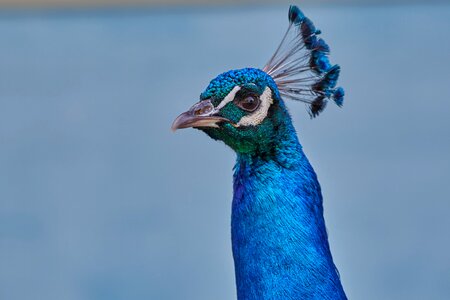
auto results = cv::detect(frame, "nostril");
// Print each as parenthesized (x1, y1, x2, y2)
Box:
(194, 106, 212, 115)
(192, 101, 214, 116)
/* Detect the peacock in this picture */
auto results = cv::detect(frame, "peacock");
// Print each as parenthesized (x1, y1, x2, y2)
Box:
(172, 5, 347, 300)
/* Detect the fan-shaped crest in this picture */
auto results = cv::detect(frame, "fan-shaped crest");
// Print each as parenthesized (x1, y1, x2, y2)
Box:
(263, 6, 344, 117)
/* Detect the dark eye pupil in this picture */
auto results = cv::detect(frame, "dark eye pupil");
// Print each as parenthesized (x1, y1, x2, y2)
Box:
(240, 96, 259, 111)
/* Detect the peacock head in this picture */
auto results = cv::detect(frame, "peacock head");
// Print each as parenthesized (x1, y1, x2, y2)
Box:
(172, 6, 345, 155)
(172, 68, 289, 154)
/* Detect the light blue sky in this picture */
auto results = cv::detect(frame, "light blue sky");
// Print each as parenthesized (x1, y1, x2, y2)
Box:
(0, 3, 449, 300)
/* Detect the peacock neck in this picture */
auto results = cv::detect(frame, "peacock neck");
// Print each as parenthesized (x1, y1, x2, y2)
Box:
(231, 123, 346, 299)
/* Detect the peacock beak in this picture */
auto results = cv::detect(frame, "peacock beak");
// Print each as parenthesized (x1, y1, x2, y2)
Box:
(171, 99, 230, 131)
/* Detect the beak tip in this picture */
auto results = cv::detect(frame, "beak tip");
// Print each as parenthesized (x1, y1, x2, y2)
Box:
(171, 114, 185, 132)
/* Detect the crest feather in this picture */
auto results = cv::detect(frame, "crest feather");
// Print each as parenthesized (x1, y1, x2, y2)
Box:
(263, 5, 344, 118)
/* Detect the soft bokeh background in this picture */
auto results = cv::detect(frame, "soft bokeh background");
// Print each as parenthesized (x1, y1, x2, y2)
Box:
(1, 1, 450, 299)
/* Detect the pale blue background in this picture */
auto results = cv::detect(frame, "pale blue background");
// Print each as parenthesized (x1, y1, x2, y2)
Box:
(1, 3, 450, 300)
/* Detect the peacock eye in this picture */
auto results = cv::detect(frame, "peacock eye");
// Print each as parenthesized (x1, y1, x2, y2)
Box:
(236, 95, 260, 112)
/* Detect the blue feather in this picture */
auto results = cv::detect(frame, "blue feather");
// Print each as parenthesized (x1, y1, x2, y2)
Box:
(310, 95, 328, 117)
(324, 64, 341, 89)
(313, 64, 341, 92)
(333, 87, 345, 107)
(288, 5, 305, 24)
(310, 51, 332, 74)
(315, 38, 330, 53)
(300, 17, 316, 49)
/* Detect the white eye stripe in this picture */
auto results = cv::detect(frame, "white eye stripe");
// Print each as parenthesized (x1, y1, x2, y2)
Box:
(237, 87, 273, 127)
(215, 86, 241, 110)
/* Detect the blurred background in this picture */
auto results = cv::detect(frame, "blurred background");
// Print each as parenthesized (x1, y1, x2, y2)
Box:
(1, 1, 449, 299)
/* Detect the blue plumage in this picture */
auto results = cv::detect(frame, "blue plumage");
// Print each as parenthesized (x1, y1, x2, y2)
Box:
(313, 65, 341, 92)
(172, 5, 347, 299)
(201, 68, 278, 102)
(232, 136, 345, 299)
(301, 18, 316, 43)
(315, 38, 331, 53)
(288, 5, 305, 24)
(310, 51, 332, 74)
(333, 87, 345, 107)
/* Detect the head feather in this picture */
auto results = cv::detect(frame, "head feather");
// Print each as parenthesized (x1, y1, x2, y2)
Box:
(263, 5, 344, 118)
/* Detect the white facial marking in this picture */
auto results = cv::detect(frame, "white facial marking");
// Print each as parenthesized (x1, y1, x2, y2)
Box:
(215, 86, 241, 110)
(237, 87, 273, 127)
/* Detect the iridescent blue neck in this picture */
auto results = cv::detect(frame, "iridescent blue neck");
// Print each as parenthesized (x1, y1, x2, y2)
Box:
(231, 122, 347, 300)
